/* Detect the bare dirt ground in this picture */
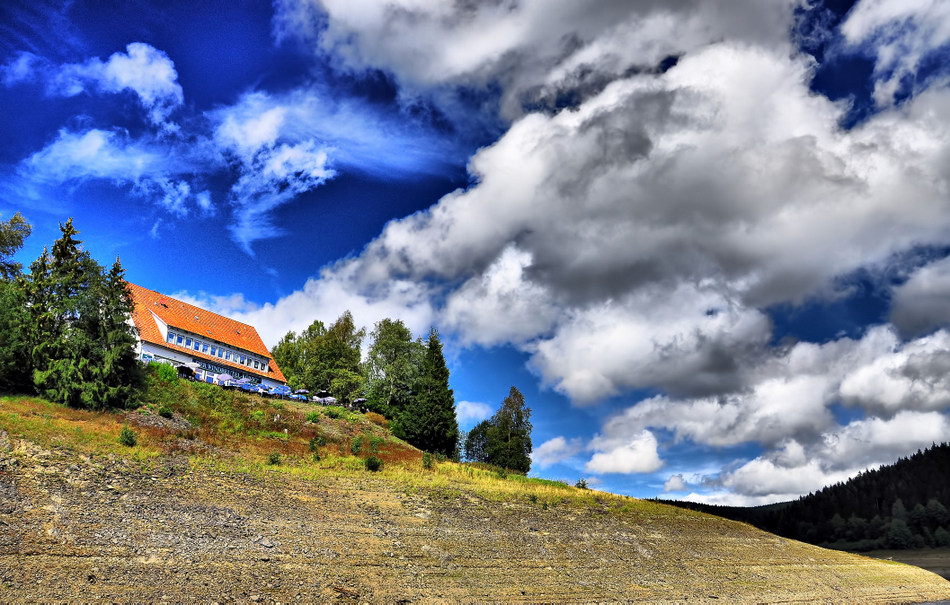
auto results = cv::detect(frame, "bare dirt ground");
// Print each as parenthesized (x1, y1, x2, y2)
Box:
(2, 437, 949, 603)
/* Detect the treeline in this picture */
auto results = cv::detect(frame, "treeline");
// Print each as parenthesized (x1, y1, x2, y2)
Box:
(0, 214, 144, 409)
(663, 443, 950, 551)
(273, 317, 533, 470)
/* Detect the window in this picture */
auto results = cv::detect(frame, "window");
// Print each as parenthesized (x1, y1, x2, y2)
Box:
(240, 355, 246, 364)
(217, 349, 223, 358)
(194, 341, 200, 351)
(253, 360, 259, 369)
(202, 344, 208, 353)
(225, 352, 231, 361)
(185, 338, 192, 347)
(177, 335, 183, 345)
(210, 346, 216, 356)
(167, 332, 175, 343)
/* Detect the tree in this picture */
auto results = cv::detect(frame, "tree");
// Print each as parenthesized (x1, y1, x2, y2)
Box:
(363, 318, 424, 417)
(22, 219, 142, 409)
(0, 278, 31, 393)
(463, 386, 533, 473)
(394, 328, 458, 457)
(271, 311, 365, 403)
(0, 212, 32, 279)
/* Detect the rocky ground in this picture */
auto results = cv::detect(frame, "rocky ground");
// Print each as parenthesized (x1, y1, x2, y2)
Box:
(2, 434, 950, 603)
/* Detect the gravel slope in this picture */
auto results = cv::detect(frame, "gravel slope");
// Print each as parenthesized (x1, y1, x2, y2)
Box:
(2, 437, 949, 604)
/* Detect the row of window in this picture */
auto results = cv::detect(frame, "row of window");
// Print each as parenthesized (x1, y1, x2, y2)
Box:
(166, 331, 268, 372)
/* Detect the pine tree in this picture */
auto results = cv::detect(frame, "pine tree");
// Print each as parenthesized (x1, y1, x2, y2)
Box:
(394, 328, 458, 457)
(486, 386, 533, 473)
(23, 220, 142, 409)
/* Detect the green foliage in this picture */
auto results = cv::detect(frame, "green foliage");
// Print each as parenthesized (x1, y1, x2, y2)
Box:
(325, 407, 342, 419)
(0, 279, 32, 393)
(464, 386, 533, 473)
(0, 211, 31, 279)
(271, 312, 366, 405)
(118, 425, 137, 447)
(422, 451, 433, 470)
(363, 318, 424, 417)
(151, 362, 178, 383)
(364, 456, 382, 472)
(575, 478, 589, 490)
(935, 526, 950, 547)
(20, 220, 144, 410)
(350, 435, 363, 456)
(370, 436, 383, 454)
(158, 405, 173, 419)
(306, 410, 320, 423)
(268, 452, 281, 465)
(392, 328, 458, 457)
(308, 436, 320, 452)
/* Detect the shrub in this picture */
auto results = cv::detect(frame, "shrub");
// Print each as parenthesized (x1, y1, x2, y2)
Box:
(251, 410, 265, 422)
(422, 451, 433, 470)
(495, 468, 508, 480)
(370, 436, 384, 454)
(365, 412, 389, 428)
(575, 478, 589, 490)
(312, 452, 321, 463)
(317, 435, 326, 447)
(308, 436, 320, 452)
(351, 435, 363, 456)
(325, 407, 342, 419)
(118, 425, 137, 447)
(268, 452, 281, 465)
(150, 361, 178, 383)
(365, 456, 382, 472)
(306, 411, 320, 423)
(435, 452, 446, 463)
(158, 405, 173, 419)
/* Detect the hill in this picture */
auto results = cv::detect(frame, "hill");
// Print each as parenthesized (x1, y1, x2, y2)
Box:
(1, 377, 949, 602)
(663, 443, 950, 554)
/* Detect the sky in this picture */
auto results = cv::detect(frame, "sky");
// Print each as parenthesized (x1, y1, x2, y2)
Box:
(3, 0, 950, 505)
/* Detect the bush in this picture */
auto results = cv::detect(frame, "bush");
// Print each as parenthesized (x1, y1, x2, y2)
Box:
(268, 452, 281, 465)
(158, 405, 173, 419)
(308, 436, 320, 452)
(365, 412, 389, 428)
(365, 456, 382, 472)
(575, 478, 589, 490)
(351, 435, 363, 456)
(435, 452, 446, 463)
(150, 361, 178, 383)
(422, 451, 433, 470)
(325, 407, 342, 419)
(118, 425, 137, 447)
(370, 436, 384, 454)
(495, 468, 508, 480)
(306, 411, 320, 423)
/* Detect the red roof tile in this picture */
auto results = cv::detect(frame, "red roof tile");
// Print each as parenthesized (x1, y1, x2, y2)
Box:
(127, 282, 286, 384)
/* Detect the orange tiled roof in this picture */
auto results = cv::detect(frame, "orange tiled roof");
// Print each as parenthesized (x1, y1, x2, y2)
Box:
(127, 282, 286, 383)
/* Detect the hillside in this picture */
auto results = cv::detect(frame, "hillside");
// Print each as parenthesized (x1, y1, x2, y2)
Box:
(1, 382, 949, 602)
(663, 444, 950, 553)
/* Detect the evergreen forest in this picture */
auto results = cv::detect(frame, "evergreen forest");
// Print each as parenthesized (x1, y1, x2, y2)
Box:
(663, 443, 950, 551)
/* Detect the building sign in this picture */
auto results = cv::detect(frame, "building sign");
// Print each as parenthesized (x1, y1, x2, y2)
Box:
(196, 360, 261, 384)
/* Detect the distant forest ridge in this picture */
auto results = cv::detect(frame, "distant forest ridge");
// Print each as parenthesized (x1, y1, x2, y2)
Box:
(663, 443, 950, 552)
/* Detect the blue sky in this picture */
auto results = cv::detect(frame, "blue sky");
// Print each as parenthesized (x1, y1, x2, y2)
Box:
(4, 0, 950, 504)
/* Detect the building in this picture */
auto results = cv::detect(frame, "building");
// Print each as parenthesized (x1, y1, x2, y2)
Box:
(126, 282, 287, 388)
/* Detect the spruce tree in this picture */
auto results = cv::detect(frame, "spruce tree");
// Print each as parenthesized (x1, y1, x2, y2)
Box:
(486, 386, 533, 474)
(24, 220, 142, 409)
(395, 328, 458, 457)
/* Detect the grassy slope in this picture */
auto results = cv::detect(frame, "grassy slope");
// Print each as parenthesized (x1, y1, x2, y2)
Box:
(1, 379, 950, 602)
